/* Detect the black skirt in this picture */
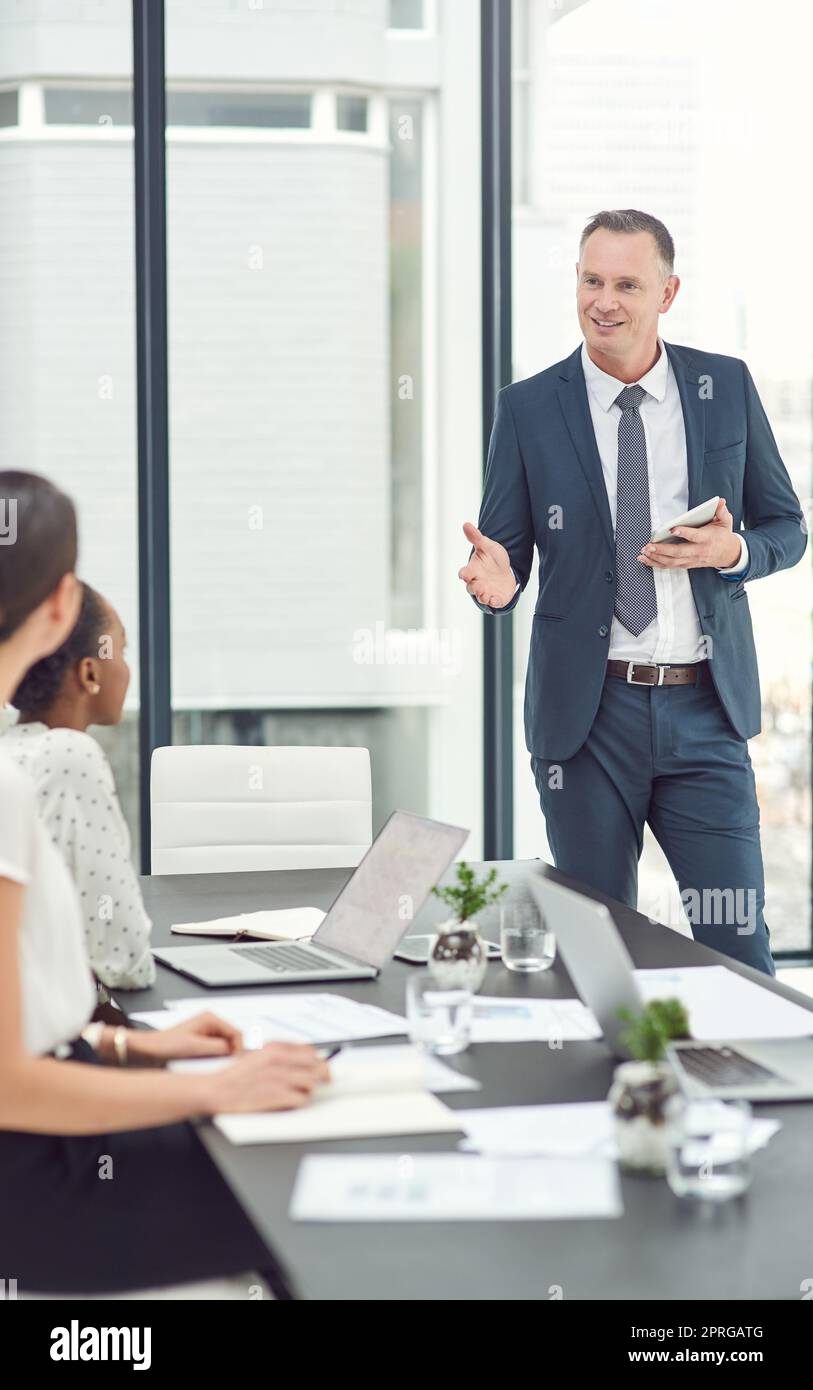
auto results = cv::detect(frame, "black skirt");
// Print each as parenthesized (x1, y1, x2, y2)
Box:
(0, 1040, 291, 1297)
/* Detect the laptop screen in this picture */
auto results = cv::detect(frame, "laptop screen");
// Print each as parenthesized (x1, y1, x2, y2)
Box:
(314, 810, 468, 969)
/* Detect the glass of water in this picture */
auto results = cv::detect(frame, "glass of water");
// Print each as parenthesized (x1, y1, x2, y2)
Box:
(666, 1098, 752, 1202)
(406, 972, 472, 1056)
(499, 900, 556, 973)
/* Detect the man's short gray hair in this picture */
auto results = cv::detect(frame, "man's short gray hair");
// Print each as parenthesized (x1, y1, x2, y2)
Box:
(579, 209, 675, 277)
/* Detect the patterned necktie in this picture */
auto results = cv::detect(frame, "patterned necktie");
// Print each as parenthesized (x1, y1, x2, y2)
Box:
(614, 383, 657, 637)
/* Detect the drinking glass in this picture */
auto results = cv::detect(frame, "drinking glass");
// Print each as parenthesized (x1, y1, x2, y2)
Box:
(406, 972, 472, 1055)
(499, 901, 556, 973)
(666, 1098, 752, 1201)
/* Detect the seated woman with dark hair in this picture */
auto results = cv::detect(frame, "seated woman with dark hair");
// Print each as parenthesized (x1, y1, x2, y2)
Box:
(2, 583, 154, 989)
(0, 469, 328, 1297)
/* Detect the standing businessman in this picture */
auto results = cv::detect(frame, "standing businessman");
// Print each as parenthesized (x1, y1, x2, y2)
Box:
(460, 209, 806, 976)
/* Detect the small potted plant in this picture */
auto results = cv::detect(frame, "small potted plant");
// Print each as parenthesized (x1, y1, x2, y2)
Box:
(429, 863, 508, 993)
(608, 998, 690, 1176)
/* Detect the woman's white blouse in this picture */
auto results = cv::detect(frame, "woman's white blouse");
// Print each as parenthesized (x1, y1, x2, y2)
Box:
(0, 721, 155, 989)
(0, 751, 96, 1055)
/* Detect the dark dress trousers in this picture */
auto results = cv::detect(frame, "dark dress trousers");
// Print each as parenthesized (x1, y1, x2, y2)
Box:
(0, 1040, 291, 1297)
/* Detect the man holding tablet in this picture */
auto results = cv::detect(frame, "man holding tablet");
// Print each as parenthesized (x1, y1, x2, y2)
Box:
(460, 209, 806, 974)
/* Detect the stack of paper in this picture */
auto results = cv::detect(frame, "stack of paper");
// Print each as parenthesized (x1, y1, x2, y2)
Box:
(170, 1043, 481, 1095)
(131, 992, 408, 1046)
(635, 966, 813, 1039)
(464, 969, 813, 1045)
(134, 992, 601, 1046)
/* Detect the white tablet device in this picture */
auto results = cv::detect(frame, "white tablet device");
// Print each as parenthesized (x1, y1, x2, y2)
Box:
(650, 495, 720, 544)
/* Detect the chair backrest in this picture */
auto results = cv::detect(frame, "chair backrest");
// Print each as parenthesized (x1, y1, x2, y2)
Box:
(150, 745, 372, 875)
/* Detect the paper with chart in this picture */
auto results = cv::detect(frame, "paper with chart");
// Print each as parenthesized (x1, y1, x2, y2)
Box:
(468, 996, 601, 1042)
(289, 1153, 623, 1222)
(130, 992, 408, 1045)
(634, 966, 813, 1039)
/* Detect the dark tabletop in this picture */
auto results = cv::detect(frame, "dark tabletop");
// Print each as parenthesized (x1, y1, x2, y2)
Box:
(130, 860, 813, 1301)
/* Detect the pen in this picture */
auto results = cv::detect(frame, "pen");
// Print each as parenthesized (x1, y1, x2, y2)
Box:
(320, 1045, 342, 1061)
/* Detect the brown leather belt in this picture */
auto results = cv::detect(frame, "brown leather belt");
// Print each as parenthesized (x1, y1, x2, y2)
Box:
(606, 659, 711, 687)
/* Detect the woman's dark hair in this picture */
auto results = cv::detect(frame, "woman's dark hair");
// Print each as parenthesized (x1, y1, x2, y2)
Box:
(11, 583, 107, 718)
(0, 470, 78, 642)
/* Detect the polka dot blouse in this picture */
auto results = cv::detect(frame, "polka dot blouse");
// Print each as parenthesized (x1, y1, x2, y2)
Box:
(0, 719, 156, 990)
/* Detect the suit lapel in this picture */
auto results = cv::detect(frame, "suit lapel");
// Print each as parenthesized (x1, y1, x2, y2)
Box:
(555, 347, 615, 556)
(665, 342, 705, 508)
(553, 342, 706, 554)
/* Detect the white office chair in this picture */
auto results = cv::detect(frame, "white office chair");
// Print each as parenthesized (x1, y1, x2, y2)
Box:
(150, 745, 372, 875)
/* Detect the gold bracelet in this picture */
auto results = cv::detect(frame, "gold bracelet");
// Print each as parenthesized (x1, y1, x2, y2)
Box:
(112, 1026, 129, 1066)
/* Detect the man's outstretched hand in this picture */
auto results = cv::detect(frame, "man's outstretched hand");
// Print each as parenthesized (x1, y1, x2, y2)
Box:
(459, 522, 517, 609)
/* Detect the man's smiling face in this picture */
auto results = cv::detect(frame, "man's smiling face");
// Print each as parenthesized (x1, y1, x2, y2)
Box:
(576, 227, 679, 367)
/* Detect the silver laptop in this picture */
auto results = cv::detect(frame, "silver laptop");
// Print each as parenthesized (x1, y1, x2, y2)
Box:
(152, 810, 467, 987)
(527, 873, 813, 1102)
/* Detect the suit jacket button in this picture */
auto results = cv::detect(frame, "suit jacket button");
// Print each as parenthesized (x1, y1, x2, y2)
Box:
(605, 571, 614, 583)
(598, 624, 609, 637)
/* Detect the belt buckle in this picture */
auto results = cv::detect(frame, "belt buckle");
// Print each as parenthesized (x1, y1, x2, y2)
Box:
(626, 661, 665, 686)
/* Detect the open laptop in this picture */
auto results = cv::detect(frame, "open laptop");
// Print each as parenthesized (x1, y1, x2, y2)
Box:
(152, 810, 467, 987)
(527, 873, 813, 1102)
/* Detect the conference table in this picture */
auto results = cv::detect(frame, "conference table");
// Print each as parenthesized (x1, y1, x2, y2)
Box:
(130, 860, 813, 1301)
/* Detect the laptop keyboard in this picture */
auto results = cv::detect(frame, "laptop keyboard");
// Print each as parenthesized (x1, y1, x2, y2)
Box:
(676, 1045, 781, 1088)
(229, 943, 351, 974)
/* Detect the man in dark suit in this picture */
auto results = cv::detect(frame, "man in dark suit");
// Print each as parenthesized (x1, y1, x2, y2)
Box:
(460, 209, 806, 975)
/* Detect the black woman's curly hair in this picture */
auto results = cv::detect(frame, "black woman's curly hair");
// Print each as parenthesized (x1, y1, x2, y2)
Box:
(10, 582, 108, 718)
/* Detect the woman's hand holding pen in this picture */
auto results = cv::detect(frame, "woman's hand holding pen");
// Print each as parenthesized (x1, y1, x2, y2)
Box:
(122, 1010, 330, 1113)
(202, 1042, 331, 1115)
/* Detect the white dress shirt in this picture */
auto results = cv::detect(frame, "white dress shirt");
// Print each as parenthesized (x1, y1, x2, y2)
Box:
(481, 339, 747, 634)
(0, 719, 155, 990)
(0, 751, 96, 1054)
(581, 339, 748, 663)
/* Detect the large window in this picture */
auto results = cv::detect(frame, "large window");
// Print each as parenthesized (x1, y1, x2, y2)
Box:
(165, 0, 484, 851)
(511, 0, 812, 952)
(0, 0, 483, 865)
(0, 0, 141, 855)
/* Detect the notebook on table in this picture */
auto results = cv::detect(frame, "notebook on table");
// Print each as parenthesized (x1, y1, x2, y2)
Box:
(170, 907, 326, 943)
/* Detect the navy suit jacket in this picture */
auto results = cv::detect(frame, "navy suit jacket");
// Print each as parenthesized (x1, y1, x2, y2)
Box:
(476, 342, 807, 761)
